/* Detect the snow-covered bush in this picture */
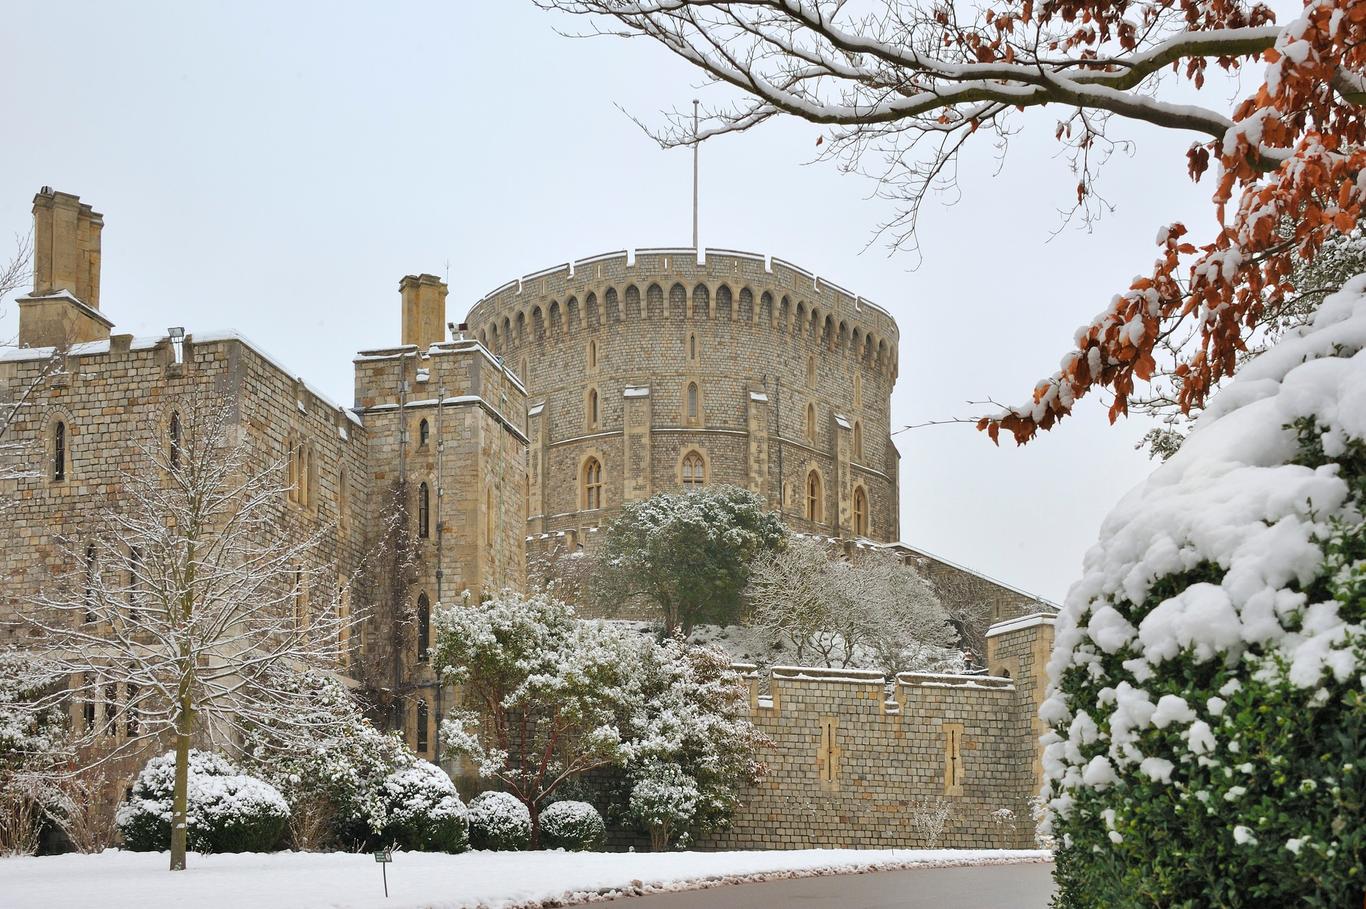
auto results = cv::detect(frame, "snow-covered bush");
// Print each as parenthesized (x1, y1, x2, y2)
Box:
(370, 760, 467, 853)
(618, 637, 768, 850)
(467, 791, 530, 851)
(116, 750, 289, 853)
(628, 764, 699, 852)
(907, 797, 953, 848)
(0, 648, 66, 855)
(540, 800, 605, 852)
(241, 671, 411, 849)
(1042, 277, 1366, 907)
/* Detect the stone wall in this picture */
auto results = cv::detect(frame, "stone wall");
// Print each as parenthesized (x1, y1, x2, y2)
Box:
(464, 249, 901, 545)
(694, 615, 1055, 851)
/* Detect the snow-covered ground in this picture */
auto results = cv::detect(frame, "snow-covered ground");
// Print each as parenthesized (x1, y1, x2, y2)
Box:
(2, 847, 1050, 909)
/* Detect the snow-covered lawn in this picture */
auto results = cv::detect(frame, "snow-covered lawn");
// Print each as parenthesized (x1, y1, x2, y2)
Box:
(2, 847, 1050, 909)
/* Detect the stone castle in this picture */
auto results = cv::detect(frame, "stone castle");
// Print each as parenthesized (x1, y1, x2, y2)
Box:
(1, 188, 1055, 849)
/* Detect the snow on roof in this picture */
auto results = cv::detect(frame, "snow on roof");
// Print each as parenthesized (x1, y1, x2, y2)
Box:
(749, 391, 769, 402)
(834, 414, 852, 429)
(16, 289, 115, 327)
(985, 611, 1058, 639)
(623, 385, 651, 398)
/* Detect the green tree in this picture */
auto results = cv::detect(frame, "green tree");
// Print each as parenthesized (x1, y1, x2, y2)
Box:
(594, 486, 786, 634)
(433, 590, 631, 847)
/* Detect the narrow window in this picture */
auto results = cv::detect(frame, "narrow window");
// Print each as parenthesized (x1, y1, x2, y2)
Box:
(688, 332, 698, 362)
(53, 421, 66, 481)
(682, 451, 705, 489)
(486, 487, 495, 545)
(806, 403, 816, 443)
(416, 699, 430, 753)
(104, 681, 118, 737)
(853, 487, 869, 537)
(416, 593, 430, 662)
(125, 683, 139, 737)
(583, 458, 603, 511)
(126, 547, 142, 605)
(853, 421, 863, 462)
(686, 383, 700, 423)
(293, 566, 306, 631)
(806, 471, 822, 523)
(287, 440, 298, 503)
(169, 412, 182, 469)
(83, 543, 97, 624)
(417, 482, 431, 539)
(808, 357, 816, 386)
(587, 339, 598, 369)
(587, 388, 599, 429)
(854, 373, 863, 409)
(303, 446, 313, 507)
(337, 577, 352, 667)
(419, 418, 430, 447)
(338, 466, 351, 529)
(82, 673, 95, 732)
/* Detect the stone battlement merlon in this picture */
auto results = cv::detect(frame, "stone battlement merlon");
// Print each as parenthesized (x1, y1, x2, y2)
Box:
(464, 248, 900, 379)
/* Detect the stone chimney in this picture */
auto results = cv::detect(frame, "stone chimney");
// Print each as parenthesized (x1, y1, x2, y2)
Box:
(19, 188, 113, 348)
(399, 274, 448, 349)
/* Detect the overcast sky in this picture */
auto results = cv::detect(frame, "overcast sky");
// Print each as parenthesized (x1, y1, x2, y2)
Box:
(1, 2, 1276, 603)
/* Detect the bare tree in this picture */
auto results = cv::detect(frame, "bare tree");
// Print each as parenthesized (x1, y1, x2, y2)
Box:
(748, 537, 955, 672)
(19, 396, 357, 871)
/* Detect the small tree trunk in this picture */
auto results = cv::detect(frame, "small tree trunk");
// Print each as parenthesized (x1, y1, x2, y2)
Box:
(528, 800, 541, 850)
(169, 711, 191, 870)
(649, 823, 670, 852)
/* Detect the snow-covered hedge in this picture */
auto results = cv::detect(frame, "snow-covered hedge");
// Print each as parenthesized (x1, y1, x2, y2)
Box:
(540, 800, 605, 852)
(1042, 277, 1366, 907)
(467, 791, 530, 851)
(116, 750, 289, 853)
(370, 760, 467, 853)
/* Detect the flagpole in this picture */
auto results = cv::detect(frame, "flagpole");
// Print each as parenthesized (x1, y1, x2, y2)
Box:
(692, 99, 700, 250)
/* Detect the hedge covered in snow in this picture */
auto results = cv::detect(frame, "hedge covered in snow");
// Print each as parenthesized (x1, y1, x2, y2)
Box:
(540, 800, 605, 852)
(370, 760, 468, 853)
(468, 791, 531, 851)
(116, 750, 289, 853)
(1042, 277, 1366, 907)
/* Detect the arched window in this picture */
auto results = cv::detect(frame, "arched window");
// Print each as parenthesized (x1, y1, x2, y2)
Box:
(682, 451, 705, 489)
(416, 698, 430, 753)
(53, 421, 66, 481)
(583, 458, 603, 510)
(292, 565, 305, 630)
(418, 418, 430, 447)
(853, 486, 869, 537)
(854, 373, 863, 409)
(806, 403, 817, 443)
(416, 593, 430, 662)
(417, 482, 431, 538)
(168, 412, 181, 469)
(805, 471, 822, 523)
(587, 388, 600, 429)
(808, 357, 816, 386)
(339, 466, 351, 529)
(686, 383, 700, 423)
(587, 339, 598, 369)
(688, 332, 698, 362)
(287, 440, 298, 503)
(853, 421, 863, 462)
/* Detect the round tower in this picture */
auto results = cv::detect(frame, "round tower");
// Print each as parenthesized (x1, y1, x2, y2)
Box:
(465, 248, 900, 546)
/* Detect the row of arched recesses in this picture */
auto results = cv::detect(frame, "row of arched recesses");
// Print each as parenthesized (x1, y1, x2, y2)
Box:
(586, 381, 704, 432)
(475, 282, 896, 374)
(802, 469, 871, 536)
(579, 448, 712, 511)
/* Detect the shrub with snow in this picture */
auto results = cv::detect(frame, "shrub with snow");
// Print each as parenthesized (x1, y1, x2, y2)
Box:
(628, 764, 700, 852)
(370, 760, 468, 853)
(1041, 277, 1366, 907)
(116, 750, 289, 853)
(467, 790, 530, 851)
(540, 800, 605, 852)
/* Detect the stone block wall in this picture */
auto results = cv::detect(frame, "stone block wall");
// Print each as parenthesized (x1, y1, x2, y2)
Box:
(697, 615, 1056, 851)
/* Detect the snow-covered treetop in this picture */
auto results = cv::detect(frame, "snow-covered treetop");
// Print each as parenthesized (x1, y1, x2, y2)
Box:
(1041, 273, 1366, 811)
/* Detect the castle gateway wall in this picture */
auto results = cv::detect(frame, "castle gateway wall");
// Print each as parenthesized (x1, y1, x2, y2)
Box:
(694, 615, 1055, 851)
(464, 249, 901, 545)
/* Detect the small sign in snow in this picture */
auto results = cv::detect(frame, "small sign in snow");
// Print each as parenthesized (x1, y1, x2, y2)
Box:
(374, 849, 392, 863)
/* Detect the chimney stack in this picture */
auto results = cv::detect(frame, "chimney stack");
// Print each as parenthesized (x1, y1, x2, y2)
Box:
(33, 187, 103, 309)
(18, 188, 113, 348)
(399, 274, 448, 349)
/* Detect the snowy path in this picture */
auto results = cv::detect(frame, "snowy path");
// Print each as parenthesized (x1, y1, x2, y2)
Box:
(0, 848, 1050, 909)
